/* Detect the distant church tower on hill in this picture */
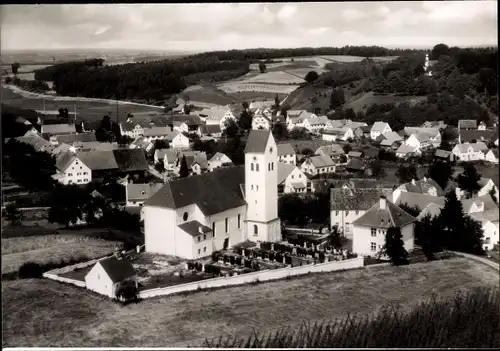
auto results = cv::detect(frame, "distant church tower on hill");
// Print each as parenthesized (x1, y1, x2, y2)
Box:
(423, 53, 433, 77)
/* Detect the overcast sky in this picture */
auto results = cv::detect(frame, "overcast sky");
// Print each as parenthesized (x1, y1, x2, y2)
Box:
(1, 2, 497, 52)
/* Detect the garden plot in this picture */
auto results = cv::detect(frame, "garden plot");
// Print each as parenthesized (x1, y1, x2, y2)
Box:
(319, 55, 366, 63)
(218, 83, 300, 94)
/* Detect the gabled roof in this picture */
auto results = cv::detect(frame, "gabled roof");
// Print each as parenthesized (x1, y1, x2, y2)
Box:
(470, 142, 489, 152)
(344, 120, 367, 129)
(403, 127, 439, 138)
(143, 127, 172, 137)
(55, 151, 76, 172)
(462, 194, 498, 213)
(316, 144, 345, 157)
(371, 121, 390, 133)
(382, 131, 403, 142)
(96, 256, 136, 283)
(396, 144, 417, 154)
(487, 149, 499, 159)
(331, 188, 394, 211)
(113, 149, 149, 172)
(52, 143, 72, 156)
(244, 130, 271, 154)
(178, 221, 212, 237)
(470, 209, 500, 224)
(56, 132, 96, 144)
(199, 124, 222, 135)
(127, 183, 163, 202)
(278, 162, 296, 185)
(345, 158, 366, 171)
(79, 142, 119, 151)
(209, 152, 232, 163)
(348, 151, 363, 158)
(416, 202, 444, 220)
(322, 127, 348, 136)
(398, 178, 445, 196)
(327, 120, 345, 128)
(308, 155, 335, 168)
(394, 192, 446, 211)
(277, 143, 295, 156)
(181, 152, 208, 170)
(435, 149, 452, 158)
(77, 151, 119, 170)
(197, 106, 233, 121)
(305, 116, 329, 125)
(352, 197, 416, 228)
(146, 166, 246, 216)
(458, 119, 477, 129)
(41, 123, 76, 135)
(15, 135, 55, 152)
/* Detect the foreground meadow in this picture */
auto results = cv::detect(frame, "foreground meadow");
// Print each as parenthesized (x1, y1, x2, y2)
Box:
(3, 257, 497, 347)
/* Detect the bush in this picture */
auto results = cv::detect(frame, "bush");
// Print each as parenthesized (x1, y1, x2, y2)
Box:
(18, 262, 44, 278)
(205, 288, 500, 348)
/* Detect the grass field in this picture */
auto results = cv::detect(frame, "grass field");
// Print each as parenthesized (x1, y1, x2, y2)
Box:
(343, 91, 427, 113)
(1, 87, 164, 124)
(3, 257, 497, 347)
(180, 85, 242, 106)
(245, 71, 306, 85)
(227, 91, 288, 102)
(218, 82, 300, 94)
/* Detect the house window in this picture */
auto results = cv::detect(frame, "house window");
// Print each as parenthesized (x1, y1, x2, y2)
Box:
(84, 179, 88, 182)
(345, 222, 350, 231)
(225, 218, 228, 233)
(253, 224, 258, 236)
(292, 175, 295, 179)
(271, 162, 274, 171)
(203, 247, 207, 252)
(268, 163, 271, 171)
(203, 234, 207, 240)
(371, 242, 377, 251)
(83, 172, 88, 175)
(212, 222, 216, 237)
(198, 249, 201, 254)
(77, 179, 82, 183)
(256, 185, 259, 191)
(68, 180, 73, 184)
(198, 236, 201, 242)
(68, 173, 73, 176)
(251, 163, 254, 171)
(238, 214, 241, 229)
(251, 185, 254, 190)
(345, 211, 349, 216)
(335, 211, 339, 216)
(371, 228, 376, 237)
(355, 210, 359, 215)
(183, 212, 188, 221)
(256, 163, 260, 172)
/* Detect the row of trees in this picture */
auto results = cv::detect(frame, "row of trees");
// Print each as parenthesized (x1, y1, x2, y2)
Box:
(4, 76, 50, 93)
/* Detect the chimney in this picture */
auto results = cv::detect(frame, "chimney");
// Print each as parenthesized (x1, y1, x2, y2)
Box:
(379, 195, 387, 210)
(198, 226, 204, 234)
(411, 179, 416, 185)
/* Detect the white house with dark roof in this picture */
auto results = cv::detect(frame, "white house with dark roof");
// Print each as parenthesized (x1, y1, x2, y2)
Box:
(302, 115, 329, 134)
(252, 108, 273, 130)
(315, 144, 345, 163)
(208, 152, 233, 172)
(126, 183, 164, 207)
(300, 155, 336, 175)
(41, 123, 77, 136)
(285, 110, 315, 130)
(143, 130, 281, 259)
(394, 177, 445, 198)
(198, 124, 222, 138)
(277, 143, 296, 165)
(143, 127, 173, 142)
(370, 122, 392, 140)
(470, 210, 499, 251)
(330, 188, 393, 238)
(321, 127, 354, 142)
(171, 132, 190, 149)
(52, 151, 92, 185)
(120, 121, 147, 139)
(197, 106, 236, 130)
(458, 119, 477, 130)
(352, 196, 416, 257)
(85, 256, 138, 298)
(174, 151, 208, 176)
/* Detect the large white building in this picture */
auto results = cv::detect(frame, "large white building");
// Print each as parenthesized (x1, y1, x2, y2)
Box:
(143, 130, 282, 259)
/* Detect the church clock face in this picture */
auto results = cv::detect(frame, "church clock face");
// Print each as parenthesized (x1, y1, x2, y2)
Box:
(253, 156, 257, 161)
(269, 147, 273, 153)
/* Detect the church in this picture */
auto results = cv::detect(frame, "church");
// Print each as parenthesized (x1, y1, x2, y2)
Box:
(143, 129, 282, 259)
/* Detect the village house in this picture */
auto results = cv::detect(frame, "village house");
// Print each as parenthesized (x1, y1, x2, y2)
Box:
(174, 151, 209, 176)
(458, 130, 496, 144)
(330, 188, 393, 238)
(458, 119, 478, 130)
(354, 125, 372, 139)
(167, 114, 203, 134)
(52, 151, 92, 185)
(170, 132, 191, 149)
(52, 143, 72, 158)
(485, 149, 499, 164)
(302, 115, 329, 134)
(197, 106, 236, 130)
(14, 134, 56, 154)
(278, 162, 310, 194)
(154, 149, 169, 165)
(470, 210, 499, 251)
(403, 127, 441, 147)
(345, 158, 366, 173)
(249, 100, 275, 112)
(208, 152, 233, 172)
(126, 182, 163, 207)
(404, 133, 434, 152)
(120, 120, 148, 139)
(143, 130, 282, 259)
(277, 143, 296, 165)
(315, 144, 346, 163)
(142, 127, 173, 142)
(452, 142, 488, 161)
(394, 177, 445, 198)
(478, 121, 487, 130)
(352, 196, 416, 257)
(377, 131, 403, 149)
(452, 176, 499, 201)
(85, 255, 138, 299)
(162, 149, 182, 172)
(252, 109, 274, 130)
(396, 144, 420, 159)
(54, 132, 97, 146)
(300, 155, 336, 175)
(434, 149, 454, 162)
(285, 110, 315, 130)
(370, 122, 392, 140)
(129, 137, 154, 154)
(198, 124, 222, 138)
(41, 122, 77, 136)
(321, 127, 354, 142)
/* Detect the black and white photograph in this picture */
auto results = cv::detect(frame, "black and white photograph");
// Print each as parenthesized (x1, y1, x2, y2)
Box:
(1, 1, 499, 348)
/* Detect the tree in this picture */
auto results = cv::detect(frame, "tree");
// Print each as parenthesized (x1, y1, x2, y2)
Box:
(223, 118, 241, 139)
(415, 213, 441, 260)
(58, 107, 69, 119)
(258, 62, 267, 73)
(183, 104, 193, 114)
(300, 147, 314, 157)
(369, 160, 386, 179)
(398, 203, 421, 217)
(242, 101, 249, 110)
(342, 144, 352, 154)
(456, 164, 482, 199)
(274, 94, 281, 109)
(116, 280, 139, 303)
(379, 226, 409, 266)
(272, 121, 288, 141)
(431, 43, 450, 60)
(154, 139, 169, 150)
(179, 155, 190, 178)
(48, 184, 89, 227)
(154, 162, 165, 174)
(428, 161, 453, 190)
(328, 225, 347, 250)
(304, 71, 319, 83)
(5, 203, 21, 226)
(330, 87, 345, 110)
(11, 62, 20, 75)
(395, 164, 418, 184)
(238, 110, 253, 131)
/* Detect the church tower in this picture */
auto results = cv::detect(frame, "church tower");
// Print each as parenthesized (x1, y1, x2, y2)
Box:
(244, 129, 281, 243)
(424, 53, 433, 77)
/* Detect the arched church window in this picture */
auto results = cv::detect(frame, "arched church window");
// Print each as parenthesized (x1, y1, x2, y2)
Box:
(251, 185, 254, 190)
(251, 163, 254, 171)
(256, 185, 259, 191)
(269, 147, 273, 153)
(183, 212, 188, 221)
(256, 163, 259, 172)
(253, 224, 258, 235)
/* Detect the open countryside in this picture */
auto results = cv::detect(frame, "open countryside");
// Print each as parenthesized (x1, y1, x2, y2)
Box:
(2, 2, 499, 349)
